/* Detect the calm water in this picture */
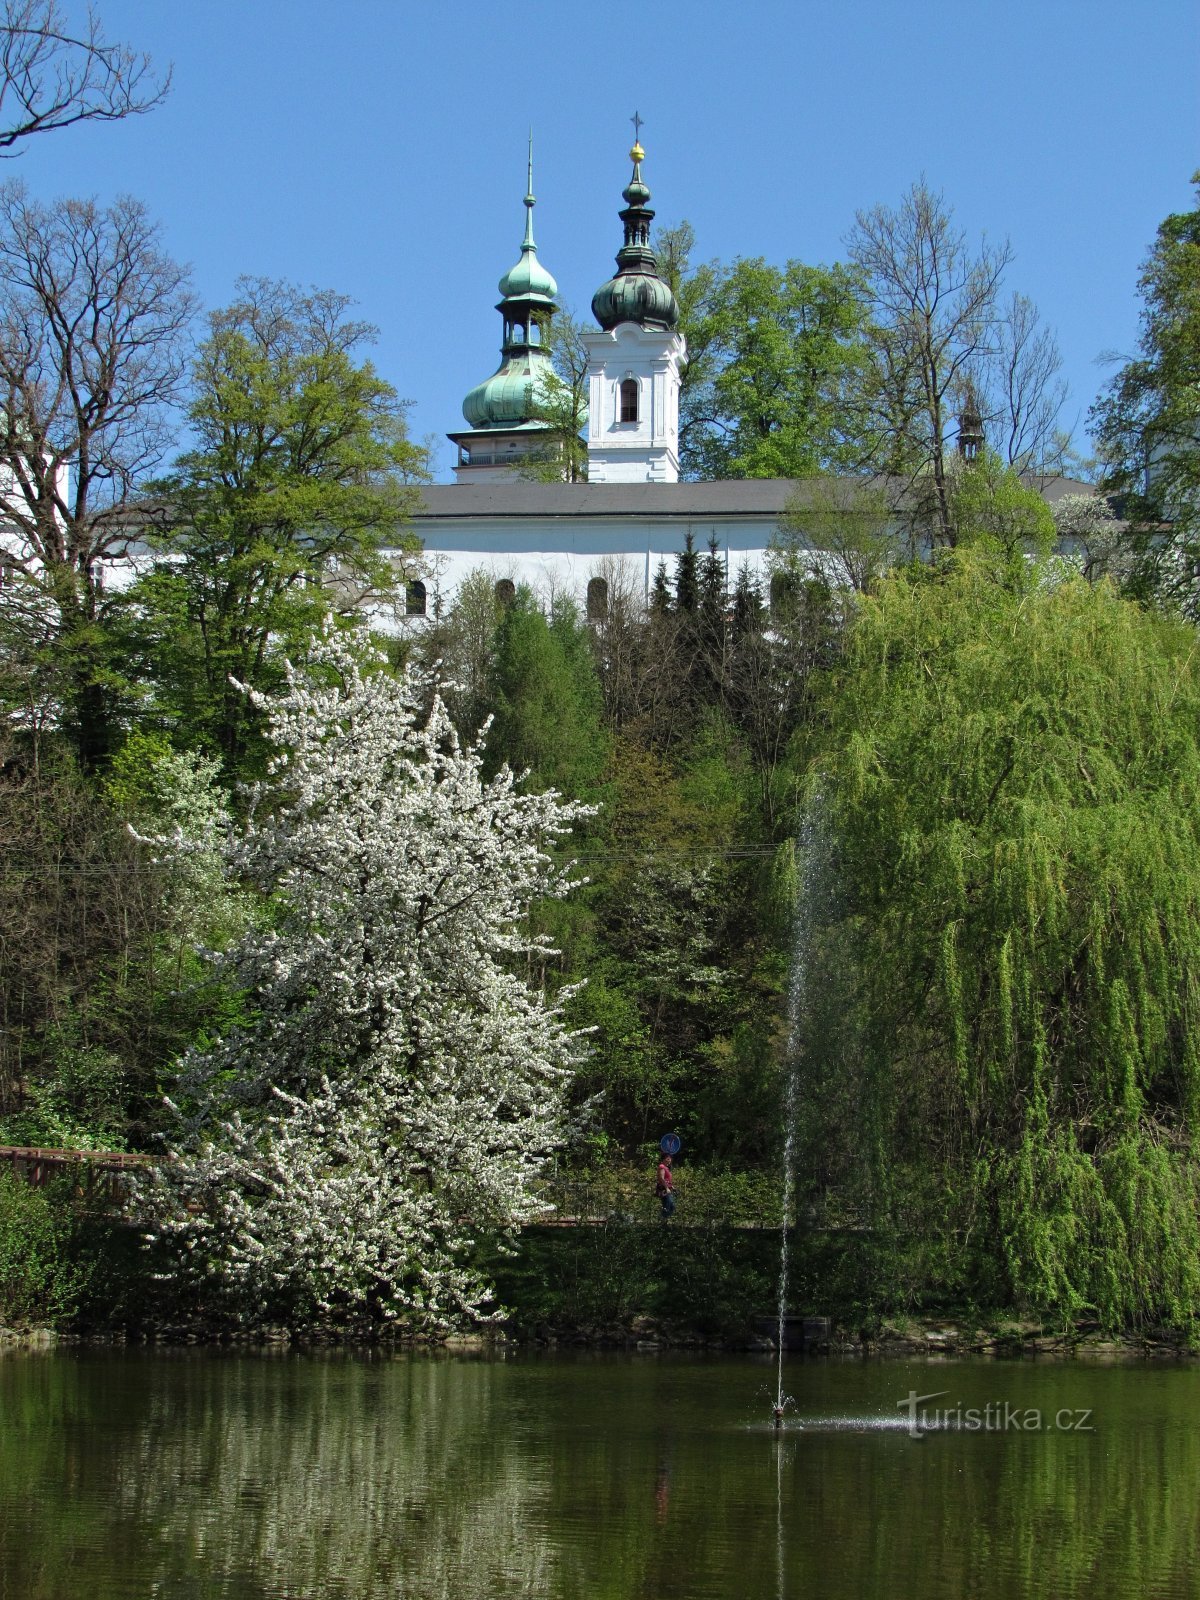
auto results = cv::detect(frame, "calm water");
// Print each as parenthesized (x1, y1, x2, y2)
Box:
(0, 1348, 1197, 1599)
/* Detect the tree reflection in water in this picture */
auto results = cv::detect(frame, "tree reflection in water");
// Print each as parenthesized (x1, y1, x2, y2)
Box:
(0, 1352, 1199, 1599)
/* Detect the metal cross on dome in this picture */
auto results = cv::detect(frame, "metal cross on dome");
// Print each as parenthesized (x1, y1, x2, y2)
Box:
(631, 110, 643, 144)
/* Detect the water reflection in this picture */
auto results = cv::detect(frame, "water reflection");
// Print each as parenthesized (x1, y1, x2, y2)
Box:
(0, 1352, 1196, 1599)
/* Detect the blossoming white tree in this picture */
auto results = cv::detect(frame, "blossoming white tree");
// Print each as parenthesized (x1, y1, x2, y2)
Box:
(140, 628, 590, 1331)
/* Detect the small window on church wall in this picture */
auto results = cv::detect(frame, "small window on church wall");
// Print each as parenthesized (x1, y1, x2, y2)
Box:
(586, 576, 608, 621)
(495, 579, 516, 608)
(619, 378, 639, 423)
(406, 579, 426, 617)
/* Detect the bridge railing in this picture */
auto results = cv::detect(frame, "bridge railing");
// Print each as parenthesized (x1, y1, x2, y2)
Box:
(0, 1144, 154, 1201)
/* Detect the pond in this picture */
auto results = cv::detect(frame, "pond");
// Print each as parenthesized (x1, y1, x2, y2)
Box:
(0, 1348, 1195, 1598)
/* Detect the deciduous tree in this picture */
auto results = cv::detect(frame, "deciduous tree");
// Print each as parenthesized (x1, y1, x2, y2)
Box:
(521, 307, 589, 482)
(1092, 174, 1200, 615)
(677, 256, 871, 480)
(847, 179, 1014, 545)
(138, 278, 427, 775)
(139, 627, 591, 1332)
(803, 548, 1200, 1326)
(0, 184, 194, 766)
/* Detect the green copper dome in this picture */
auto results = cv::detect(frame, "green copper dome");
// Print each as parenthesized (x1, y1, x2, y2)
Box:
(593, 271, 678, 332)
(592, 139, 679, 333)
(498, 208, 558, 303)
(462, 355, 554, 430)
(461, 139, 561, 431)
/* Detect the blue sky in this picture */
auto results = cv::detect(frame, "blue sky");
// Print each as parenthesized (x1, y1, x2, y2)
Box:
(16, 0, 1199, 479)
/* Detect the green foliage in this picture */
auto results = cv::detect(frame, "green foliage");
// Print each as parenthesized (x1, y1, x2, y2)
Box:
(0, 1023, 126, 1151)
(486, 1221, 779, 1337)
(487, 594, 609, 797)
(521, 308, 589, 482)
(133, 278, 427, 776)
(949, 450, 1055, 557)
(567, 721, 784, 1160)
(0, 1173, 92, 1328)
(781, 474, 903, 594)
(677, 255, 871, 480)
(1092, 173, 1200, 614)
(804, 546, 1200, 1328)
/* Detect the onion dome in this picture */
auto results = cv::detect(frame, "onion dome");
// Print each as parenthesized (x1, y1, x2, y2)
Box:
(497, 158, 558, 305)
(462, 360, 553, 430)
(461, 136, 559, 431)
(591, 136, 679, 333)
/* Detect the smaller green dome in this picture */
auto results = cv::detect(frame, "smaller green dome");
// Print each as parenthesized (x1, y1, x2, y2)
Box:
(498, 244, 557, 305)
(499, 140, 557, 305)
(460, 138, 563, 431)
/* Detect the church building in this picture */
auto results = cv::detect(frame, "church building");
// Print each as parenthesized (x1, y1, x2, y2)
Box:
(400, 135, 1091, 621)
(401, 133, 808, 619)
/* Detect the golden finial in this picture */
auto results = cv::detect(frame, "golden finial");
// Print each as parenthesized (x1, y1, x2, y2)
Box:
(630, 110, 644, 164)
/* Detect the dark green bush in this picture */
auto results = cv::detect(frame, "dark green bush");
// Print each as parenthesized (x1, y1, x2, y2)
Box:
(0, 1171, 93, 1328)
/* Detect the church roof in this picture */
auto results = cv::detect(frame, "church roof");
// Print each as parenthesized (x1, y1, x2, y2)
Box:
(411, 480, 803, 522)
(410, 475, 1097, 523)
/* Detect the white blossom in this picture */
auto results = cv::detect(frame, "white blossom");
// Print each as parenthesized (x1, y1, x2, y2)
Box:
(138, 625, 592, 1331)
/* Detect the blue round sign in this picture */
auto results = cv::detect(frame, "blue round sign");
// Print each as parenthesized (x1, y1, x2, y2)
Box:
(659, 1133, 681, 1156)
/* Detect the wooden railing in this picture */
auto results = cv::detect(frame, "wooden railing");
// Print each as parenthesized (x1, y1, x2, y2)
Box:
(0, 1144, 154, 1200)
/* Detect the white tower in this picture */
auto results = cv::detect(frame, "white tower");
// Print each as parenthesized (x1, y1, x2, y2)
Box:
(583, 130, 686, 484)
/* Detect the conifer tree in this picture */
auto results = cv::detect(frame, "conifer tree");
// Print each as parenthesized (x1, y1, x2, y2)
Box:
(649, 560, 672, 615)
(698, 533, 729, 700)
(673, 532, 700, 613)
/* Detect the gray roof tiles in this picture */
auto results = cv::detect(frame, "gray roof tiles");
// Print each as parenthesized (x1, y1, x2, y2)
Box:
(410, 476, 1097, 522)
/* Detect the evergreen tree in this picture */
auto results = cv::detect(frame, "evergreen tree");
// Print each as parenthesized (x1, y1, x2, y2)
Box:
(674, 532, 700, 613)
(649, 559, 672, 615)
(698, 533, 729, 700)
(487, 594, 608, 798)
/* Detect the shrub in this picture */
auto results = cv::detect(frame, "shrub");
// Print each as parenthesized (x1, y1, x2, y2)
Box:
(0, 1171, 91, 1328)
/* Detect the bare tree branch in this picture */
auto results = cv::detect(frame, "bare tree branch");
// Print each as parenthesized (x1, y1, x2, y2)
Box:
(848, 178, 1012, 545)
(980, 290, 1069, 472)
(0, 0, 168, 154)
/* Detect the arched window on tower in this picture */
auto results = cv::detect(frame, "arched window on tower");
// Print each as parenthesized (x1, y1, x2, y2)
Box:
(619, 378, 639, 423)
(586, 575, 609, 622)
(405, 579, 427, 617)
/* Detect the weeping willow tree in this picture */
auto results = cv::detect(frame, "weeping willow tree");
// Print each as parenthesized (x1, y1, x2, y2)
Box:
(804, 547, 1200, 1330)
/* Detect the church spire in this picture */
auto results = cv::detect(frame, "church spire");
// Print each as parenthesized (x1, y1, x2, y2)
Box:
(591, 122, 679, 332)
(454, 139, 562, 466)
(582, 120, 687, 483)
(521, 129, 536, 250)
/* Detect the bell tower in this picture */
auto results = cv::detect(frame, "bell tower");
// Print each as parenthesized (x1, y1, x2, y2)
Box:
(448, 137, 564, 482)
(583, 121, 687, 484)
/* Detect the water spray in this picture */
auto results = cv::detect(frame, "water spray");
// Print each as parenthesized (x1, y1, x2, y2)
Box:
(772, 801, 826, 1430)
